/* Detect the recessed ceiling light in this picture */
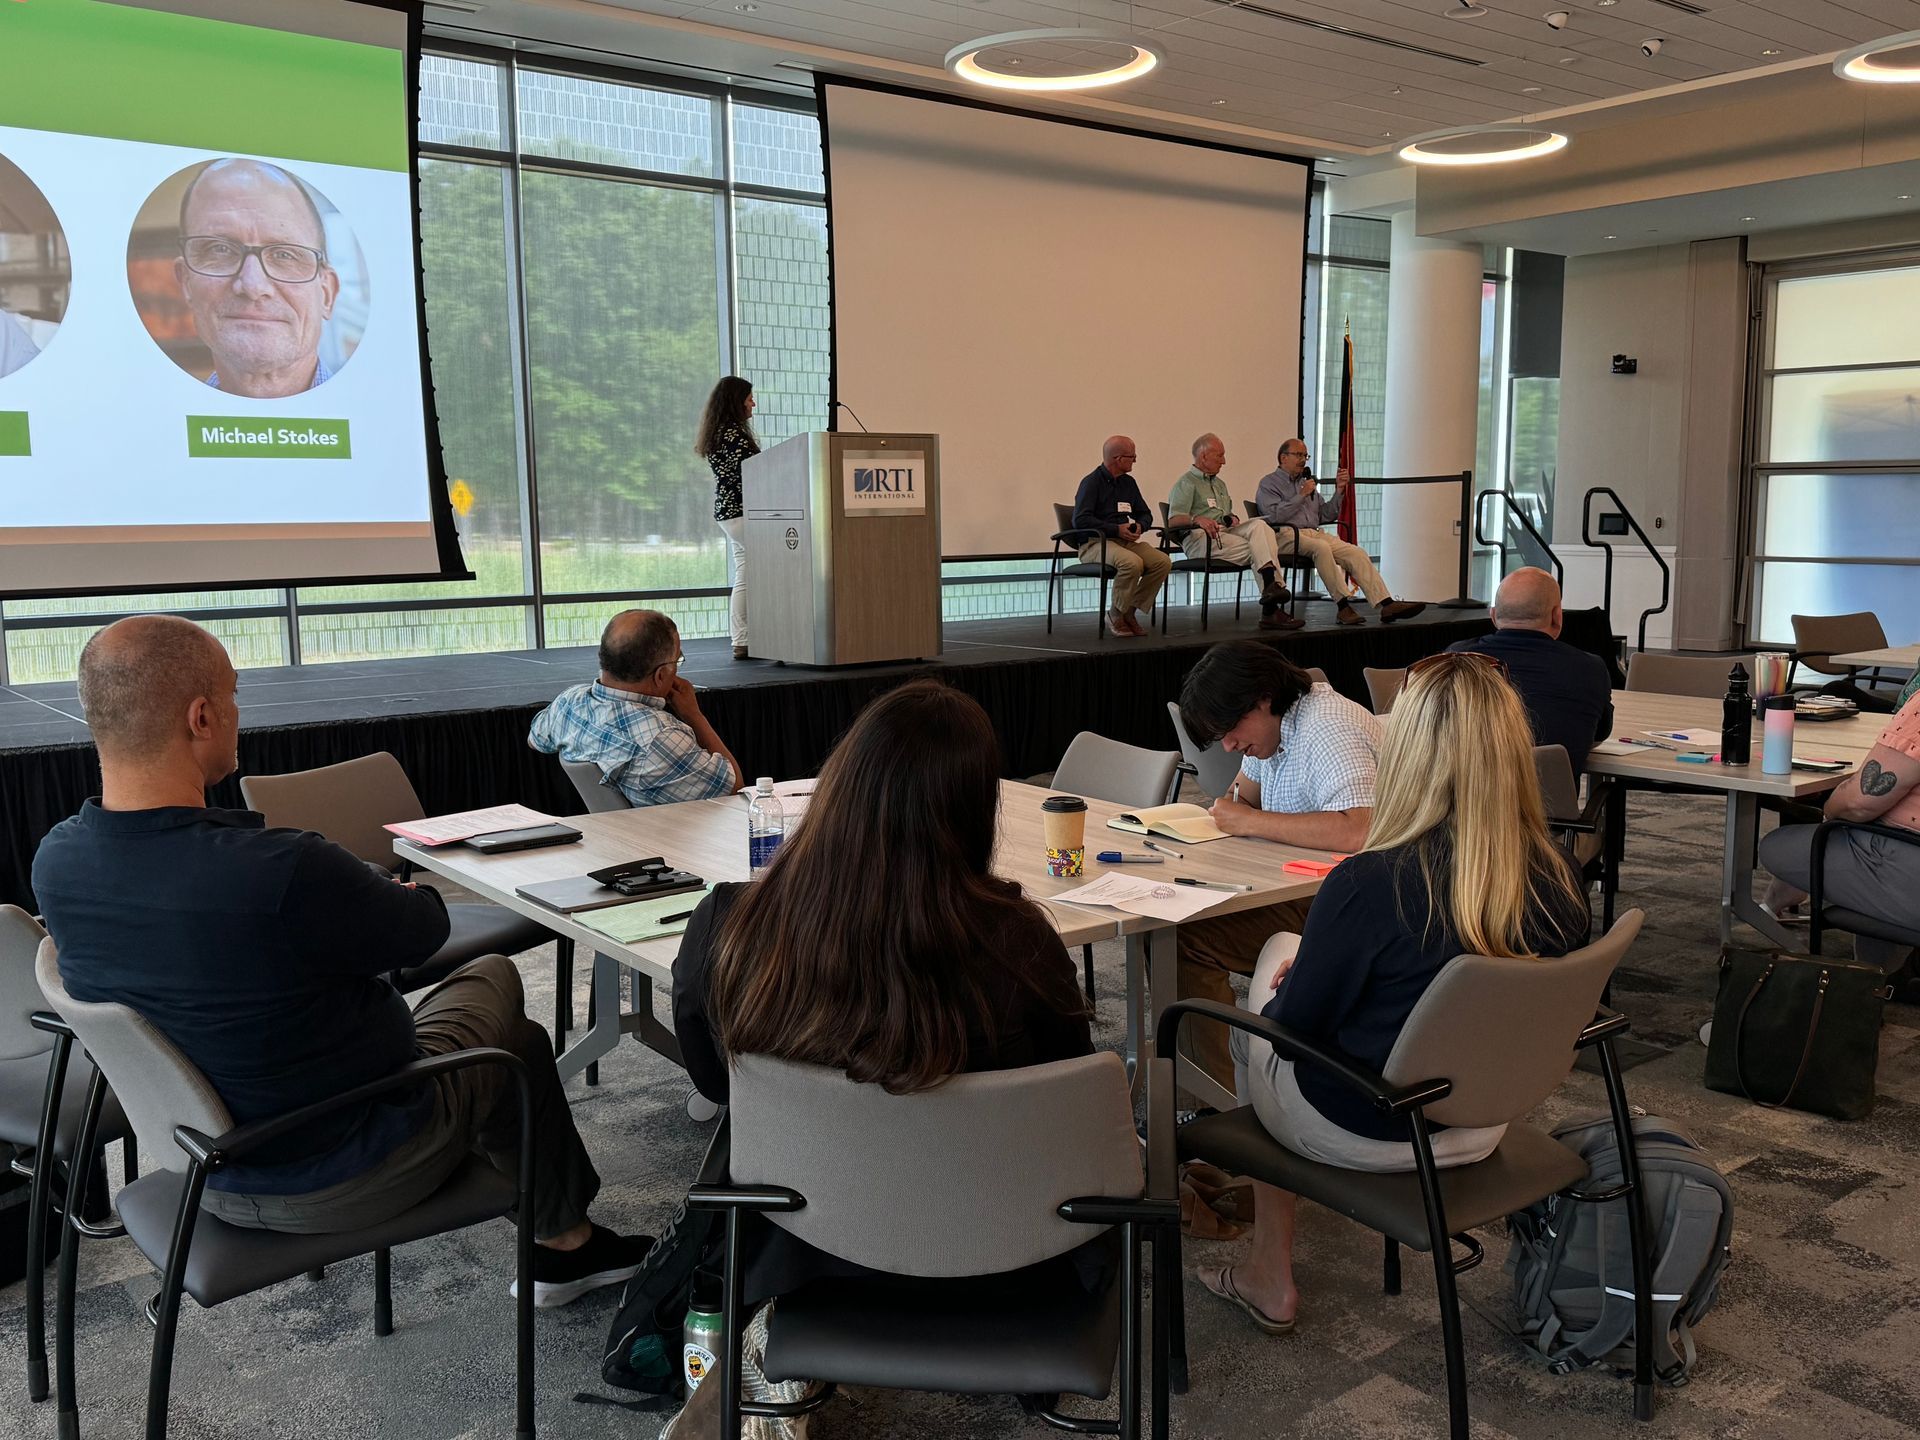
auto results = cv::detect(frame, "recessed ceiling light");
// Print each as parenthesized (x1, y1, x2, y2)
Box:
(945, 28, 1162, 92)
(1391, 86, 1403, 95)
(1742, 215, 1756, 222)
(1835, 30, 1920, 83)
(1399, 125, 1569, 166)
(734, 2, 755, 9)
(1211, 97, 1227, 104)
(1899, 194, 1914, 200)
(1762, 48, 1780, 56)
(1602, 234, 1617, 239)
(1383, 130, 1394, 137)
(1522, 85, 1542, 93)
(1597, 0, 1617, 6)
(1558, 55, 1579, 64)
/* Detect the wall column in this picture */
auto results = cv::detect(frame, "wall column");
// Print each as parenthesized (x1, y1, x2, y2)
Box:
(1381, 210, 1484, 602)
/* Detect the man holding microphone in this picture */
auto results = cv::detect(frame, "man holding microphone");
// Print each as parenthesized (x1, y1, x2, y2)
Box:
(1254, 439, 1424, 626)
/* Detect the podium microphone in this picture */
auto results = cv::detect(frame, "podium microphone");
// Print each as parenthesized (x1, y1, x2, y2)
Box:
(832, 400, 870, 433)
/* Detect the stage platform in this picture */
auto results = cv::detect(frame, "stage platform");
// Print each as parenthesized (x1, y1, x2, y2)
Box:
(0, 595, 1616, 908)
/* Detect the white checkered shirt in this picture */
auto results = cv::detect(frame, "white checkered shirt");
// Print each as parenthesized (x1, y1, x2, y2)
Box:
(1238, 683, 1382, 814)
(528, 681, 732, 809)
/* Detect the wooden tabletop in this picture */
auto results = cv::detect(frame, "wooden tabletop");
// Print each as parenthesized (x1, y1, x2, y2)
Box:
(1831, 644, 1919, 671)
(1586, 690, 1889, 798)
(397, 779, 1341, 980)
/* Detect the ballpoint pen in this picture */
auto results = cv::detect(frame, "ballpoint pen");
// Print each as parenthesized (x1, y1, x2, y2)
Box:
(658, 909, 696, 925)
(1174, 877, 1255, 893)
(1142, 839, 1185, 859)
(1097, 851, 1164, 864)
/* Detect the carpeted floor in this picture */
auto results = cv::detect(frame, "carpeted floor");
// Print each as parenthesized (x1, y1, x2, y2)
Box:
(5, 791, 1917, 1439)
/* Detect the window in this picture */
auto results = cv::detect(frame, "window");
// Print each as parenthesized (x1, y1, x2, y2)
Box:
(1748, 257, 1920, 643)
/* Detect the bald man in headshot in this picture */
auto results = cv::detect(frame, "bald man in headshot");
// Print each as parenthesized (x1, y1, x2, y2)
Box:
(1447, 566, 1613, 775)
(32, 616, 653, 1305)
(1073, 434, 1172, 637)
(175, 158, 340, 398)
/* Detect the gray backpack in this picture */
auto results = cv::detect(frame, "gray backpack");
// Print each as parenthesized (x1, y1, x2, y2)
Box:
(1504, 1112, 1732, 1383)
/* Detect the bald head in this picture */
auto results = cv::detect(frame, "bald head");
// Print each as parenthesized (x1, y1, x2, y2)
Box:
(1492, 567, 1563, 635)
(179, 158, 327, 252)
(1101, 434, 1137, 477)
(598, 609, 679, 685)
(78, 616, 233, 761)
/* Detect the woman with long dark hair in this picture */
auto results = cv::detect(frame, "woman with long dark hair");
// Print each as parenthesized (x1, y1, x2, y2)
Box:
(694, 375, 758, 660)
(672, 678, 1093, 1292)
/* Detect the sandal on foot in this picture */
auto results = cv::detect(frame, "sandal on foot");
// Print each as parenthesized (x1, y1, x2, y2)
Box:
(1196, 1264, 1295, 1336)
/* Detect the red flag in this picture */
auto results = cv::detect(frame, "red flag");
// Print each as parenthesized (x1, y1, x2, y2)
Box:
(1336, 323, 1358, 545)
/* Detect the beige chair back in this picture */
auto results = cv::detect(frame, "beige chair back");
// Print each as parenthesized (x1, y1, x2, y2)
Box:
(560, 758, 632, 813)
(1363, 666, 1406, 714)
(1382, 910, 1642, 1130)
(729, 1052, 1141, 1278)
(0, 905, 50, 1063)
(1531, 745, 1580, 825)
(1304, 667, 1329, 687)
(1791, 612, 1888, 679)
(1053, 732, 1180, 809)
(1625, 652, 1751, 699)
(1165, 702, 1241, 802)
(36, 938, 233, 1172)
(239, 751, 424, 869)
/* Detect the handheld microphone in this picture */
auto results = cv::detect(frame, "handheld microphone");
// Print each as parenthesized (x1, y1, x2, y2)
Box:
(832, 400, 869, 433)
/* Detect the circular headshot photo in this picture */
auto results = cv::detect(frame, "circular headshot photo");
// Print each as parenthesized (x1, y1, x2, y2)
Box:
(127, 158, 369, 398)
(0, 153, 70, 381)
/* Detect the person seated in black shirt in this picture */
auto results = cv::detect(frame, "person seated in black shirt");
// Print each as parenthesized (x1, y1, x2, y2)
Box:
(1447, 566, 1613, 776)
(1196, 652, 1591, 1335)
(673, 679, 1094, 1302)
(32, 616, 650, 1308)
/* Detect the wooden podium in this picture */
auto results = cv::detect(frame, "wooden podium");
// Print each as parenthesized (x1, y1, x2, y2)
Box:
(743, 431, 941, 666)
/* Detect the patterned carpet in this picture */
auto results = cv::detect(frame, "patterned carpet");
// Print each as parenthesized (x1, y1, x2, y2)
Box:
(4, 792, 1916, 1439)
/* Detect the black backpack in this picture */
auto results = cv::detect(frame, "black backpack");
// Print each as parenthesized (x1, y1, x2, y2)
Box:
(1504, 1112, 1732, 1383)
(601, 1195, 723, 1397)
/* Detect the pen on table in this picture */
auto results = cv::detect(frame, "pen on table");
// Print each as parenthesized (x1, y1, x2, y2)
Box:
(1174, 877, 1256, 893)
(1617, 736, 1678, 751)
(1142, 838, 1185, 859)
(1097, 851, 1164, 864)
(658, 909, 696, 925)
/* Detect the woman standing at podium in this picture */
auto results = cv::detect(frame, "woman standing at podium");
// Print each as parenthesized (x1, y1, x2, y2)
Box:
(695, 375, 759, 660)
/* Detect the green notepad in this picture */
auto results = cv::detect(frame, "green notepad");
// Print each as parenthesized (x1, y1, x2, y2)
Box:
(575, 886, 714, 944)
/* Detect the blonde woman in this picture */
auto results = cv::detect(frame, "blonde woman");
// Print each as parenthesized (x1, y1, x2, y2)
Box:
(1199, 651, 1590, 1335)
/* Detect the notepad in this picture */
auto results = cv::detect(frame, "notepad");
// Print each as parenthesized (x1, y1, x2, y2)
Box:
(575, 887, 715, 944)
(1281, 856, 1348, 877)
(1107, 803, 1228, 844)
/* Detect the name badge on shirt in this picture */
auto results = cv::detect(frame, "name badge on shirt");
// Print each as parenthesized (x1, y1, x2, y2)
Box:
(1117, 501, 1131, 514)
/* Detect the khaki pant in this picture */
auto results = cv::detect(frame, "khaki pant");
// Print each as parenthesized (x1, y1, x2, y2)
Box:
(202, 956, 601, 1242)
(1079, 536, 1171, 618)
(1180, 518, 1280, 574)
(1176, 897, 1313, 1093)
(1275, 528, 1391, 606)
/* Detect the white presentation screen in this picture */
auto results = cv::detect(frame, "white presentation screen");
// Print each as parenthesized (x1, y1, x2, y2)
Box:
(0, 0, 462, 595)
(823, 82, 1309, 559)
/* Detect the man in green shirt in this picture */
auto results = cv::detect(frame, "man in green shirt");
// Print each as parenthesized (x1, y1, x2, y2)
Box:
(1166, 433, 1300, 631)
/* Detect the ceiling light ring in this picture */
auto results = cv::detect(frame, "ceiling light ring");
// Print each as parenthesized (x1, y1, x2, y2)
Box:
(1834, 29, 1920, 84)
(1397, 124, 1569, 166)
(944, 28, 1164, 93)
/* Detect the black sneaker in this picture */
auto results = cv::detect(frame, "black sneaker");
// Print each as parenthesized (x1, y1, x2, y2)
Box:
(513, 1225, 655, 1308)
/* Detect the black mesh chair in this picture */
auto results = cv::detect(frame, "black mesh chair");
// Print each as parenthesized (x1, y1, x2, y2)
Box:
(36, 938, 535, 1440)
(1807, 820, 1920, 960)
(1155, 503, 1250, 633)
(1047, 503, 1157, 638)
(689, 1052, 1176, 1440)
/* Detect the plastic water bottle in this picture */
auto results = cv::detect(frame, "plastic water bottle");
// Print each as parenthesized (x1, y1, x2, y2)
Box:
(682, 1269, 724, 1393)
(748, 777, 784, 876)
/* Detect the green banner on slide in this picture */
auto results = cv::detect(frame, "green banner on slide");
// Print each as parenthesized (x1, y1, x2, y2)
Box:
(0, 413, 29, 457)
(0, 0, 407, 172)
(187, 416, 352, 458)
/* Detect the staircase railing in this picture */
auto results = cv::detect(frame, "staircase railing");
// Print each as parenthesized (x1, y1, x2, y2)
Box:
(1473, 489, 1563, 586)
(1580, 487, 1670, 655)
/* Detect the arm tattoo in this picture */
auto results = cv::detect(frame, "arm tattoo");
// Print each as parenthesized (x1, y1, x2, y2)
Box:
(1860, 759, 1898, 797)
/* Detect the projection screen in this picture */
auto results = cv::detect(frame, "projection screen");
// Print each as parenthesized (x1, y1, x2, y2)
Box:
(822, 81, 1309, 559)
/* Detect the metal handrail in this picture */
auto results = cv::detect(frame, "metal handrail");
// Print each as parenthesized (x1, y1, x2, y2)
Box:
(1473, 489, 1563, 585)
(1581, 487, 1670, 655)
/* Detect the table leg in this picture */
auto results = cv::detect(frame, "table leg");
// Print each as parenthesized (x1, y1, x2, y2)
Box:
(1722, 790, 1796, 950)
(1125, 930, 1148, 1100)
(556, 951, 624, 1083)
(1135, 922, 1237, 1113)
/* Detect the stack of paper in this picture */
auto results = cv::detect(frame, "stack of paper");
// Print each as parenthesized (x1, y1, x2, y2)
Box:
(1051, 873, 1229, 923)
(384, 804, 556, 846)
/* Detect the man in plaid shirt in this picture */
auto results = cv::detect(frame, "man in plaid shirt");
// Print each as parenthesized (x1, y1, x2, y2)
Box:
(529, 611, 741, 808)
(1171, 641, 1383, 1090)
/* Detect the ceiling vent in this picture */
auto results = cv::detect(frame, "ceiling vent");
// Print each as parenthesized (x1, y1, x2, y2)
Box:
(1647, 0, 1711, 16)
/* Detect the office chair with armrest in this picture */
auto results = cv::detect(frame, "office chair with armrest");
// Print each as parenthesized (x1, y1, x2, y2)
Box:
(1156, 503, 1249, 634)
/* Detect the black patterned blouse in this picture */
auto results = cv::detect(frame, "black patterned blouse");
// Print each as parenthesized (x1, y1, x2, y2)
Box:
(708, 423, 759, 523)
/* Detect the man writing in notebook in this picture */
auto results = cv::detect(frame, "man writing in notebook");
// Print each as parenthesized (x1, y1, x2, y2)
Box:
(1172, 641, 1383, 1090)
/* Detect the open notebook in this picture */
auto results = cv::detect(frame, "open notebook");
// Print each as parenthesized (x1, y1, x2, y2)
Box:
(1106, 803, 1228, 844)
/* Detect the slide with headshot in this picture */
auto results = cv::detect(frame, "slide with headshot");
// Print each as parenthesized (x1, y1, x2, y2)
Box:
(0, 0, 456, 593)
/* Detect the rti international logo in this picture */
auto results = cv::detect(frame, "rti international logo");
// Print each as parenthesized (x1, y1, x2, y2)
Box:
(852, 465, 916, 498)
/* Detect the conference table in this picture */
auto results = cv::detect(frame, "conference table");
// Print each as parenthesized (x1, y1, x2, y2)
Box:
(1585, 689, 1891, 950)
(1830, 643, 1919, 674)
(395, 779, 1334, 1111)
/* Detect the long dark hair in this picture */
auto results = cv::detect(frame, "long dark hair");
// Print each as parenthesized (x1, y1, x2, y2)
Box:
(694, 375, 756, 457)
(710, 679, 1087, 1093)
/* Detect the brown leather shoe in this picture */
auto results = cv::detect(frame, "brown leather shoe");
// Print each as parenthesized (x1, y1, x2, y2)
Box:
(1379, 599, 1427, 623)
(1335, 602, 1366, 627)
(1107, 610, 1141, 638)
(1260, 609, 1305, 631)
(732, 645, 750, 660)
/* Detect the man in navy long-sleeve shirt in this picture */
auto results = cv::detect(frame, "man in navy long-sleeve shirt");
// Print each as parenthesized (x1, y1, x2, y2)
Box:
(1071, 434, 1171, 637)
(33, 616, 651, 1307)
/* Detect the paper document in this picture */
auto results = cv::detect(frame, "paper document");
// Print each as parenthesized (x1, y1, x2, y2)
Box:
(385, 804, 556, 847)
(1589, 740, 1642, 758)
(1053, 872, 1228, 923)
(576, 886, 715, 944)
